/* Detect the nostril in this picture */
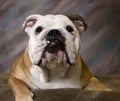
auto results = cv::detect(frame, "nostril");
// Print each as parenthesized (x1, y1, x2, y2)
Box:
(48, 31, 54, 36)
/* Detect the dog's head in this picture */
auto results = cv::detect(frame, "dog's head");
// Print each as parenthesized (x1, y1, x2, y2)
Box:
(23, 14, 87, 68)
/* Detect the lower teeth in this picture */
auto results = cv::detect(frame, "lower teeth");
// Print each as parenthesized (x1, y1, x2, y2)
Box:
(47, 41, 50, 43)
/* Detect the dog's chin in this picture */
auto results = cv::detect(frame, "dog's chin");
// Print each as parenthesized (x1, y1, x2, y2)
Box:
(41, 50, 65, 67)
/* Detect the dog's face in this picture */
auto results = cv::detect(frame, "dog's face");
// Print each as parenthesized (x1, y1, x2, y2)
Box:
(23, 14, 87, 68)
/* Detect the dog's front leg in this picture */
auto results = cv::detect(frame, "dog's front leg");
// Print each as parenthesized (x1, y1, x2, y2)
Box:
(8, 77, 33, 101)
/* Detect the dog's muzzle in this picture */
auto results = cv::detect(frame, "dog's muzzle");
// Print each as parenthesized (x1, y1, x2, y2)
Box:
(45, 30, 65, 53)
(37, 29, 74, 66)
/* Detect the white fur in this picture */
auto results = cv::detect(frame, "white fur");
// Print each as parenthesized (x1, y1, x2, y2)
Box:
(24, 14, 83, 89)
(30, 62, 82, 89)
(24, 14, 80, 65)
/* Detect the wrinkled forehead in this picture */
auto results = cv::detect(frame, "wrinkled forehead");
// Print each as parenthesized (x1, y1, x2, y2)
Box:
(35, 15, 73, 27)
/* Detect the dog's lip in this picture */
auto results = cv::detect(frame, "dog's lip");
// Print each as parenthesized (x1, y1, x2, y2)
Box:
(64, 49, 75, 66)
(36, 40, 75, 66)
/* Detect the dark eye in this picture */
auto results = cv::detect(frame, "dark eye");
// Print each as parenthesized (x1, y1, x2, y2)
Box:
(66, 26, 74, 32)
(35, 26, 43, 35)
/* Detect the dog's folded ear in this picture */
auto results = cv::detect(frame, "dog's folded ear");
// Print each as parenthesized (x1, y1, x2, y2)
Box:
(23, 14, 41, 32)
(67, 14, 87, 33)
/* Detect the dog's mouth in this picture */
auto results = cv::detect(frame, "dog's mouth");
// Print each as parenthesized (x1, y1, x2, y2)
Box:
(45, 39, 65, 54)
(37, 38, 74, 66)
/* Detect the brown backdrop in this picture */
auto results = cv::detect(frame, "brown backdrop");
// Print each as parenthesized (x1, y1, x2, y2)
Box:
(0, 0, 120, 76)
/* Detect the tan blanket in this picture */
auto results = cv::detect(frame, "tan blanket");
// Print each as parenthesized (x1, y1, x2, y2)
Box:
(0, 73, 120, 101)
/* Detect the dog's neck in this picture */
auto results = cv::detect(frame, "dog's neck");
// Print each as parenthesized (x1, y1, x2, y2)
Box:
(30, 55, 82, 82)
(43, 56, 82, 81)
(46, 65, 69, 80)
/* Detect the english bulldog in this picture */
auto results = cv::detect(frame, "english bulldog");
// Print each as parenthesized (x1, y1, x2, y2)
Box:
(8, 14, 110, 101)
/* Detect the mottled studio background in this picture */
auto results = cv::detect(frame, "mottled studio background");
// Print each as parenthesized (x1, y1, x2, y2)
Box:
(0, 0, 120, 76)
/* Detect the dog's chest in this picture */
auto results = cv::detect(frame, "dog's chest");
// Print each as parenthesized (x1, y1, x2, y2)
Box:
(29, 65, 82, 89)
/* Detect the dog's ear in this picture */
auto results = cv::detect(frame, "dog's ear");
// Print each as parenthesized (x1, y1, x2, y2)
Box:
(23, 14, 41, 32)
(67, 14, 87, 33)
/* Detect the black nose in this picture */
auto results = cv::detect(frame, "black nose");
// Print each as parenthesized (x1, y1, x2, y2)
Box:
(46, 30, 61, 40)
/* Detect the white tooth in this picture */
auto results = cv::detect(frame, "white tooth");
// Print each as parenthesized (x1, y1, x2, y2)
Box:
(47, 41, 50, 43)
